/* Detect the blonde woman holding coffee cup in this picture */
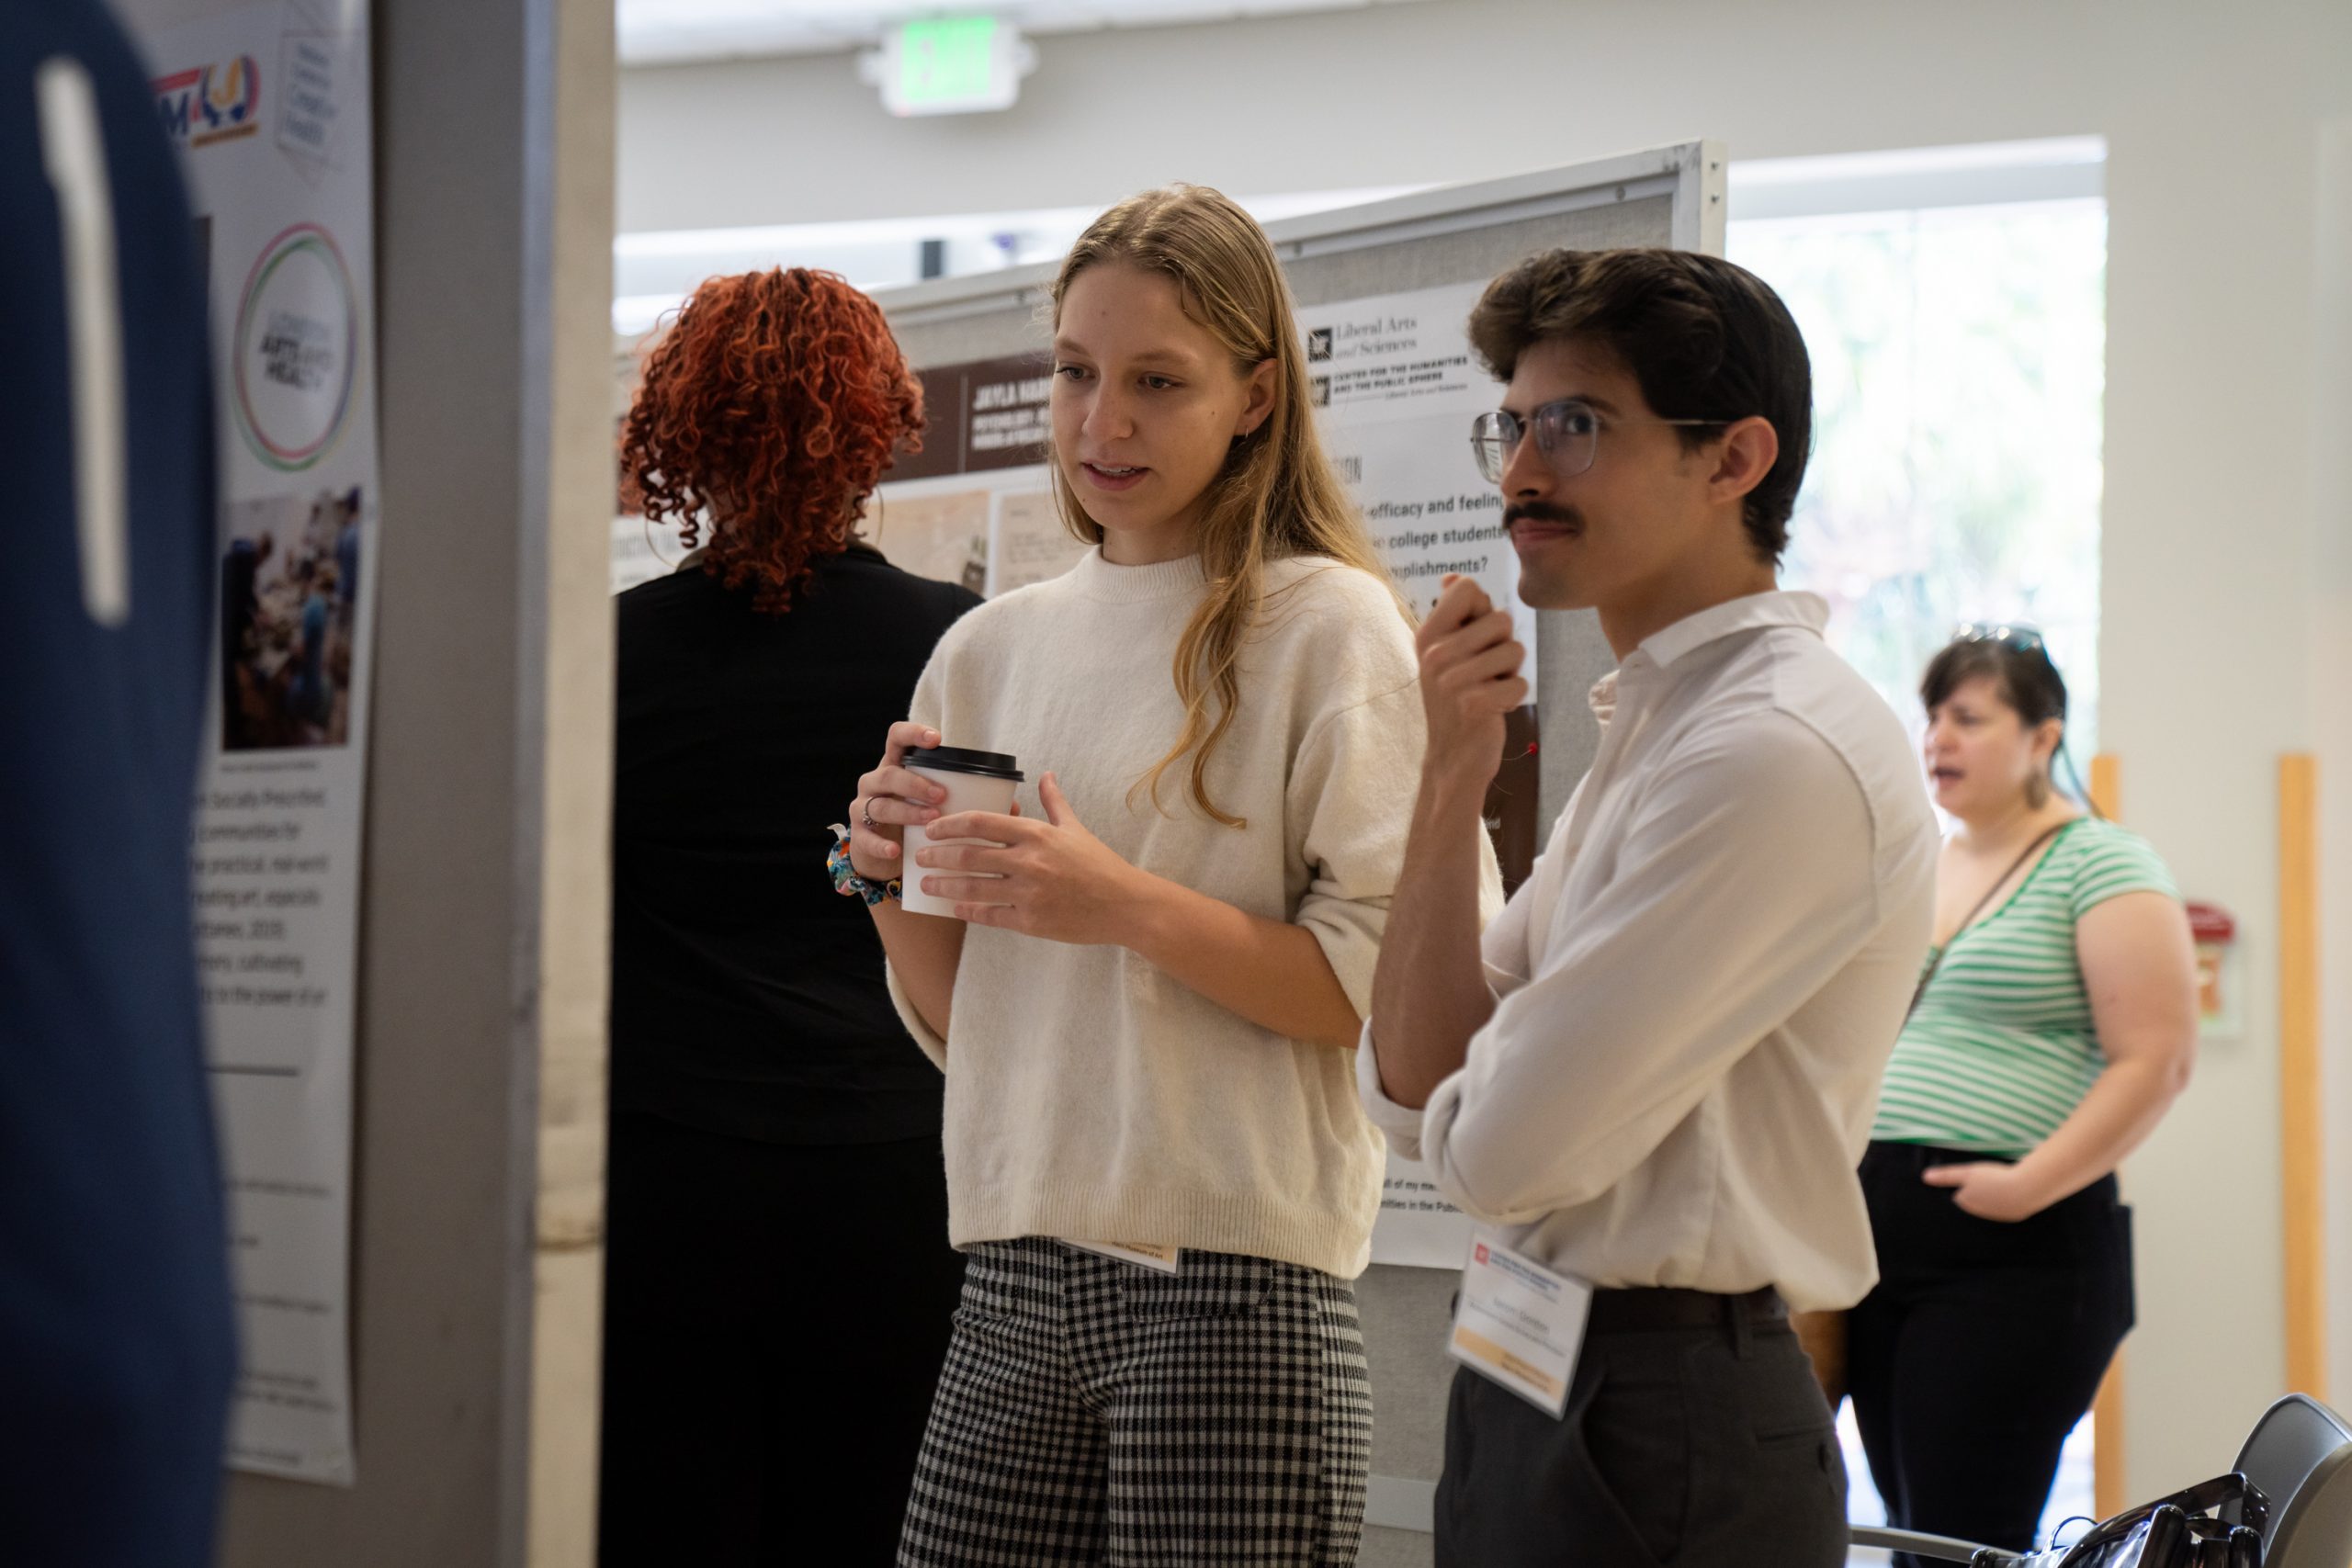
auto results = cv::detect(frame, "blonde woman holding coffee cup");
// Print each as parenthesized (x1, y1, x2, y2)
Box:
(836, 185, 1495, 1566)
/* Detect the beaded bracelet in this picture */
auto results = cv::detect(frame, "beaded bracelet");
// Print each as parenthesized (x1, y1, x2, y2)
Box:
(827, 824, 902, 906)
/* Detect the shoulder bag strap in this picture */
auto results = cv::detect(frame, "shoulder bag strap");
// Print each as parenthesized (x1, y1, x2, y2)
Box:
(1906, 821, 2069, 1021)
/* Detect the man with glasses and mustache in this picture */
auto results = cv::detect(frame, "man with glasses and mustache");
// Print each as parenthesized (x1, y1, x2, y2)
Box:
(1360, 249, 1939, 1566)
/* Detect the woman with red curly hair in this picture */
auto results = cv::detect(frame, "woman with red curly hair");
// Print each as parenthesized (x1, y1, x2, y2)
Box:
(599, 268, 978, 1567)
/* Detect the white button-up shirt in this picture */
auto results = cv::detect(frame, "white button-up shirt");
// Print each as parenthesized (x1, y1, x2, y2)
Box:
(1361, 591, 1936, 1312)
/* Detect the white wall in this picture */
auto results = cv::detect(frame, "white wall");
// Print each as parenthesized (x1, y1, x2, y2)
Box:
(2314, 114, 2352, 1440)
(619, 0, 2352, 1501)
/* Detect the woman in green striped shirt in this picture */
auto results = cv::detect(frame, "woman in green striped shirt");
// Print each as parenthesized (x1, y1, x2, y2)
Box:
(1846, 627, 2199, 1563)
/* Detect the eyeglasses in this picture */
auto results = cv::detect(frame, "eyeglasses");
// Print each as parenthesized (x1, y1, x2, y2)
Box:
(1469, 398, 1730, 484)
(1951, 621, 2047, 656)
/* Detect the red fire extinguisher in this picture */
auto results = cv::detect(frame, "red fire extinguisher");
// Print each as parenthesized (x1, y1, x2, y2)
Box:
(2185, 901, 2237, 1032)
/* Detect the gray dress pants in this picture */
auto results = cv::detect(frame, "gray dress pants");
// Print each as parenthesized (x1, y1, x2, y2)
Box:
(1435, 1289, 1848, 1567)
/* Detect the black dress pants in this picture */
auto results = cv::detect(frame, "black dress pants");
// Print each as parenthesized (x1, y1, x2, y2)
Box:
(1848, 1142, 2134, 1567)
(598, 1113, 966, 1566)
(1436, 1289, 1849, 1568)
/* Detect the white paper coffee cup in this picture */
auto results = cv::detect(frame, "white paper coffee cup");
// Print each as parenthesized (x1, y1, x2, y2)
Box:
(900, 746, 1024, 919)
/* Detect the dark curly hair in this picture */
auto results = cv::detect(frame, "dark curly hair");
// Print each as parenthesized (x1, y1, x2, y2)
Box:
(623, 267, 923, 613)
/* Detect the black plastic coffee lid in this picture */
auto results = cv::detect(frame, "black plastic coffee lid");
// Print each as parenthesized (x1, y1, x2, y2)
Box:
(905, 745, 1023, 781)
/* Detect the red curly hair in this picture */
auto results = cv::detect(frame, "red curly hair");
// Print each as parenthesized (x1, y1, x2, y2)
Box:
(623, 267, 923, 613)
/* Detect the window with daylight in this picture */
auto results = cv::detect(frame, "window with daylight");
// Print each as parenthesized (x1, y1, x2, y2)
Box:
(1731, 193, 2109, 1553)
(1731, 197, 2109, 764)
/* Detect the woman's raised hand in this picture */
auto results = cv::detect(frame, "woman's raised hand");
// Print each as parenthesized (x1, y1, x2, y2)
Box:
(914, 773, 1143, 943)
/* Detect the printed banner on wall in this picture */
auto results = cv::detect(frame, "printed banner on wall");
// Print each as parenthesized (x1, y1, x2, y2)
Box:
(132, 0, 379, 1483)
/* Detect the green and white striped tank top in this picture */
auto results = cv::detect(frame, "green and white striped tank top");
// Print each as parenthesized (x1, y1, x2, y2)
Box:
(1871, 817, 2178, 1158)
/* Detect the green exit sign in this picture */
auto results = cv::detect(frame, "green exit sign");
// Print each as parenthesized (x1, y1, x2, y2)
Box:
(900, 17, 997, 106)
(872, 16, 1031, 116)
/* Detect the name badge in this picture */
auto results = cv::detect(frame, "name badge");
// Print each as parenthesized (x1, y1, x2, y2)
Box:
(1069, 1239, 1182, 1274)
(1447, 1237, 1591, 1418)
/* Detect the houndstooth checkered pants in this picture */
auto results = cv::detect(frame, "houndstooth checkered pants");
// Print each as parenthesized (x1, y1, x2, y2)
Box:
(897, 1237, 1372, 1566)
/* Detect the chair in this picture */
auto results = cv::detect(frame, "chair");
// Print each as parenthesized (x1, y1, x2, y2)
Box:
(2229, 1394, 2352, 1568)
(1848, 1393, 2352, 1565)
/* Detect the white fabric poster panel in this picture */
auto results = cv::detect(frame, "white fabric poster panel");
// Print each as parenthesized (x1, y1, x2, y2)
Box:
(133, 0, 379, 1484)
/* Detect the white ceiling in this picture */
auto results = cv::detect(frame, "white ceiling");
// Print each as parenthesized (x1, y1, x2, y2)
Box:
(618, 0, 1439, 65)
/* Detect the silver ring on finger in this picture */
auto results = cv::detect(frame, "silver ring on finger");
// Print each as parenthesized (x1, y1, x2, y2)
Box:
(860, 798, 878, 832)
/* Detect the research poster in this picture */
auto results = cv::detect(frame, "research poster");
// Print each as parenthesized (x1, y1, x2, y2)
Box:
(132, 0, 379, 1483)
(1295, 280, 1533, 689)
(1295, 281, 1544, 894)
(877, 351, 1084, 596)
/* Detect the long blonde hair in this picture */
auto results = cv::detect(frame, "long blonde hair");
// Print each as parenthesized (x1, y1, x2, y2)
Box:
(1048, 185, 1401, 827)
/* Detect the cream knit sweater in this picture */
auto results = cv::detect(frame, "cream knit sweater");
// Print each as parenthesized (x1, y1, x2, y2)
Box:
(888, 547, 1476, 1280)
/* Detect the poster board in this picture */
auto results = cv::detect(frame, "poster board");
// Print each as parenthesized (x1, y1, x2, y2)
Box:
(122, 0, 381, 1485)
(867, 145, 1723, 1555)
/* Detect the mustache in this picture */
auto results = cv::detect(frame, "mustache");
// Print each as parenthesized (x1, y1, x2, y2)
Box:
(1504, 502, 1582, 530)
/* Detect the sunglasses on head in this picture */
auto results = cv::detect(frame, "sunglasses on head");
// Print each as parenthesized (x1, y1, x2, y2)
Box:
(1468, 398, 1730, 484)
(1951, 621, 2048, 656)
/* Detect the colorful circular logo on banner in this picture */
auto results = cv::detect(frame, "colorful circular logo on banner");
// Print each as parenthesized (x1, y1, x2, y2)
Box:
(232, 223, 358, 472)
(199, 55, 259, 132)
